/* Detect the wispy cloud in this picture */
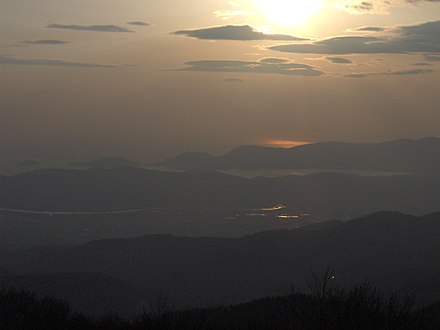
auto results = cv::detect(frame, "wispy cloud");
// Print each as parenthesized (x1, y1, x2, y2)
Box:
(271, 36, 398, 54)
(412, 62, 433, 66)
(344, 73, 369, 78)
(339, 0, 440, 15)
(0, 56, 116, 68)
(424, 53, 440, 61)
(223, 78, 245, 82)
(213, 10, 255, 20)
(354, 26, 387, 32)
(177, 58, 323, 76)
(174, 25, 307, 41)
(47, 23, 133, 33)
(344, 67, 434, 78)
(385, 68, 434, 75)
(326, 57, 353, 64)
(127, 21, 150, 26)
(21, 39, 68, 45)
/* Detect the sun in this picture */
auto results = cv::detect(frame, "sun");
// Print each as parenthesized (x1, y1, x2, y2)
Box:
(256, 0, 322, 26)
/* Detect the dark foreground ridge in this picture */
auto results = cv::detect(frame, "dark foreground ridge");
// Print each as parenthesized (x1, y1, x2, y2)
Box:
(2, 211, 440, 314)
(2, 280, 440, 330)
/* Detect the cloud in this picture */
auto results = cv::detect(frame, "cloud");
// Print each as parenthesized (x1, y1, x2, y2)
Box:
(271, 36, 399, 54)
(351, 1, 374, 11)
(127, 21, 150, 26)
(270, 20, 440, 55)
(354, 26, 387, 32)
(223, 78, 245, 82)
(47, 23, 133, 33)
(424, 53, 440, 61)
(173, 25, 307, 41)
(213, 10, 254, 20)
(340, 0, 440, 14)
(343, 67, 433, 78)
(177, 58, 323, 76)
(0, 56, 116, 68)
(339, 0, 387, 14)
(326, 57, 353, 64)
(385, 68, 434, 75)
(259, 58, 290, 63)
(344, 73, 368, 78)
(399, 20, 440, 36)
(21, 39, 68, 45)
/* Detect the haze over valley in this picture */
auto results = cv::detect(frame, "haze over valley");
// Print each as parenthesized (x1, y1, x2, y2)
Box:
(2, 0, 440, 328)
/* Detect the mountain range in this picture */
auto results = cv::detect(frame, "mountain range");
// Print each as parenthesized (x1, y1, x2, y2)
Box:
(67, 157, 138, 169)
(1, 167, 440, 220)
(159, 137, 440, 174)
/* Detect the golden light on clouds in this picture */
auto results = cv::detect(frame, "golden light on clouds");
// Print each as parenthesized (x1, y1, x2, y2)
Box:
(262, 139, 312, 148)
(255, 0, 322, 26)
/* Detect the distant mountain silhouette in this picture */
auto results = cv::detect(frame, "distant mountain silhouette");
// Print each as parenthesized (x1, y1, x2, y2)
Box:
(2, 211, 440, 308)
(67, 157, 137, 168)
(160, 137, 440, 174)
(18, 160, 41, 167)
(1, 168, 440, 220)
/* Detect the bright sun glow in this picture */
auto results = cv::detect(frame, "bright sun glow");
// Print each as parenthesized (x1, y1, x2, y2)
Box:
(256, 0, 322, 26)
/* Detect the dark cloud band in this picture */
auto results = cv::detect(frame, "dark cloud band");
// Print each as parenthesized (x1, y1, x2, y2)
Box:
(0, 56, 116, 68)
(177, 58, 323, 76)
(127, 21, 150, 26)
(326, 57, 353, 64)
(270, 20, 440, 55)
(174, 25, 307, 41)
(47, 23, 133, 33)
(21, 39, 69, 45)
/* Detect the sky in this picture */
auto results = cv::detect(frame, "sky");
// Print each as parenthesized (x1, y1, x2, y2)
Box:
(1, 0, 440, 170)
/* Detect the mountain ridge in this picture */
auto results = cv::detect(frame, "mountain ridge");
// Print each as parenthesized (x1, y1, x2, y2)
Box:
(1, 167, 440, 219)
(159, 137, 440, 173)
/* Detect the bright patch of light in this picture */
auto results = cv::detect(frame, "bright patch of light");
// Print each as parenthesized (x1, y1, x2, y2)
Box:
(260, 204, 287, 211)
(256, 0, 322, 26)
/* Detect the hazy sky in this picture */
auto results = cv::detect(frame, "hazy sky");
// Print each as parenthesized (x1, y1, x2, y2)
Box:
(1, 0, 440, 169)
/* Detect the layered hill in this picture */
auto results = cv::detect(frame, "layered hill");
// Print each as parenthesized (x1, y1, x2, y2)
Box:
(67, 157, 137, 169)
(1, 168, 440, 220)
(160, 137, 440, 174)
